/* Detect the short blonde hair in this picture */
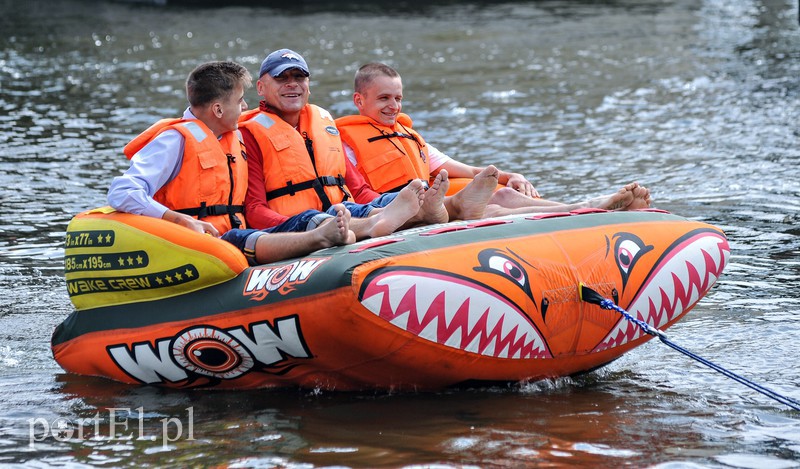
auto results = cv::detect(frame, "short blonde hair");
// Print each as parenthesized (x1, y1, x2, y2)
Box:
(354, 62, 399, 94)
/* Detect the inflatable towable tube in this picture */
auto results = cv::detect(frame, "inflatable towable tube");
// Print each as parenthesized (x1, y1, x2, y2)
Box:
(52, 207, 730, 391)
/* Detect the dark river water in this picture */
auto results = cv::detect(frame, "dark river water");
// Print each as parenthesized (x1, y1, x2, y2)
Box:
(1, 0, 799, 467)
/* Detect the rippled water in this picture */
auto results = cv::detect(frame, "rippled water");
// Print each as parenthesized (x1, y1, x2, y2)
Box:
(1, 0, 799, 466)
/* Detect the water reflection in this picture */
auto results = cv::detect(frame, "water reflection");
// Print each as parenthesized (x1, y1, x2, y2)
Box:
(25, 371, 791, 467)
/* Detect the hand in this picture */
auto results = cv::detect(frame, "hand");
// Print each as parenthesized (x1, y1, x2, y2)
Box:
(186, 218, 220, 237)
(163, 210, 220, 237)
(506, 173, 539, 198)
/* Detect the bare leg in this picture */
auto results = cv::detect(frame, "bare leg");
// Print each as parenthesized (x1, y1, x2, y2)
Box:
(488, 188, 563, 208)
(349, 179, 425, 239)
(405, 169, 450, 227)
(483, 184, 636, 217)
(445, 165, 499, 220)
(254, 205, 355, 264)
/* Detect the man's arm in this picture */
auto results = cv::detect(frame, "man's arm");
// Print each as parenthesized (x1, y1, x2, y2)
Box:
(107, 130, 182, 218)
(429, 144, 539, 198)
(107, 130, 219, 235)
(241, 127, 291, 229)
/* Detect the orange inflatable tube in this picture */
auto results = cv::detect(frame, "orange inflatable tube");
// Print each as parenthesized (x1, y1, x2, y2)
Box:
(52, 207, 729, 390)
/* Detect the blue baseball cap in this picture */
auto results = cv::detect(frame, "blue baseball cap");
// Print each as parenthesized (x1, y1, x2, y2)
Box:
(259, 49, 310, 78)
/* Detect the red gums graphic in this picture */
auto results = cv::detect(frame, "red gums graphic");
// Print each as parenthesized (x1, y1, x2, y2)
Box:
(367, 275, 550, 359)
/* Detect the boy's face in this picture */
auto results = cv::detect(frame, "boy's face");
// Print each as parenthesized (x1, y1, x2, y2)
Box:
(354, 75, 403, 126)
(218, 83, 246, 133)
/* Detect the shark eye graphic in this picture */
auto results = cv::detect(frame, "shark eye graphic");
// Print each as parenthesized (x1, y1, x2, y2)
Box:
(613, 233, 654, 288)
(488, 255, 526, 287)
(475, 248, 533, 300)
(617, 239, 640, 275)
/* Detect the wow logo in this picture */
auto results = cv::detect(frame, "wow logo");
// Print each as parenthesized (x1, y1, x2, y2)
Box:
(243, 258, 329, 301)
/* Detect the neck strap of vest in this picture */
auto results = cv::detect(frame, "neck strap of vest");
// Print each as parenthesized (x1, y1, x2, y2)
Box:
(366, 123, 423, 161)
(366, 131, 417, 143)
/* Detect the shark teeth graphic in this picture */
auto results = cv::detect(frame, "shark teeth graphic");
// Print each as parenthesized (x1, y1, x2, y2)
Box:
(593, 230, 730, 352)
(360, 270, 551, 359)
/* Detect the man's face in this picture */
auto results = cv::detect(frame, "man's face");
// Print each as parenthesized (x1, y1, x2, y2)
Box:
(219, 83, 247, 133)
(257, 68, 310, 118)
(355, 75, 403, 126)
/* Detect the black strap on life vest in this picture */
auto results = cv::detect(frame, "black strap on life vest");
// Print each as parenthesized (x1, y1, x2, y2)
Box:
(264, 174, 349, 211)
(366, 123, 426, 164)
(176, 202, 244, 228)
(367, 131, 417, 143)
(302, 134, 335, 210)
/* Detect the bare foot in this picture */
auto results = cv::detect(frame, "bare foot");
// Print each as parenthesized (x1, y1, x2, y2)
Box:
(622, 183, 651, 210)
(446, 165, 499, 220)
(587, 187, 635, 211)
(410, 169, 450, 226)
(316, 204, 356, 246)
(351, 179, 425, 238)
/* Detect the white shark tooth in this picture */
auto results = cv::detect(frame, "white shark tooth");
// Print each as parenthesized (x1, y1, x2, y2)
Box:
(512, 336, 525, 359)
(465, 297, 482, 332)
(361, 290, 384, 316)
(674, 256, 694, 296)
(444, 328, 463, 348)
(413, 279, 447, 323)
(702, 237, 726, 271)
(656, 273, 675, 309)
(443, 287, 466, 325)
(390, 311, 411, 330)
(500, 312, 522, 338)
(465, 331, 482, 354)
(474, 300, 501, 336)
(379, 276, 412, 314)
(496, 340, 511, 358)
(419, 316, 439, 342)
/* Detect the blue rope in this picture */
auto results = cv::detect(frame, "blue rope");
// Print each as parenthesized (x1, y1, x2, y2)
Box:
(598, 299, 800, 412)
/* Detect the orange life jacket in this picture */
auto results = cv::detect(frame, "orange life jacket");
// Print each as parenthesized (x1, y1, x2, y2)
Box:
(335, 113, 430, 193)
(239, 105, 349, 216)
(123, 118, 247, 234)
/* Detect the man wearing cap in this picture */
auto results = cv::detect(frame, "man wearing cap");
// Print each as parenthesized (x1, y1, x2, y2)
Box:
(108, 60, 356, 265)
(238, 48, 451, 238)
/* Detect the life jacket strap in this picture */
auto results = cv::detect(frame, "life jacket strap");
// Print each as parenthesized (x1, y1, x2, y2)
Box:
(265, 175, 348, 211)
(367, 132, 416, 143)
(175, 203, 244, 228)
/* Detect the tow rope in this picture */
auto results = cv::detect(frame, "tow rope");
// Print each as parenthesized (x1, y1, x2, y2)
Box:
(579, 283, 800, 411)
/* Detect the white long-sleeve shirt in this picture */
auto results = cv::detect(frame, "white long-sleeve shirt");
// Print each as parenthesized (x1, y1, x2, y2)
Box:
(107, 108, 195, 218)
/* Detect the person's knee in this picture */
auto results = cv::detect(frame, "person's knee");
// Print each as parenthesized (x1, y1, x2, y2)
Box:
(494, 187, 517, 198)
(490, 187, 521, 204)
(243, 231, 268, 266)
(307, 213, 334, 231)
